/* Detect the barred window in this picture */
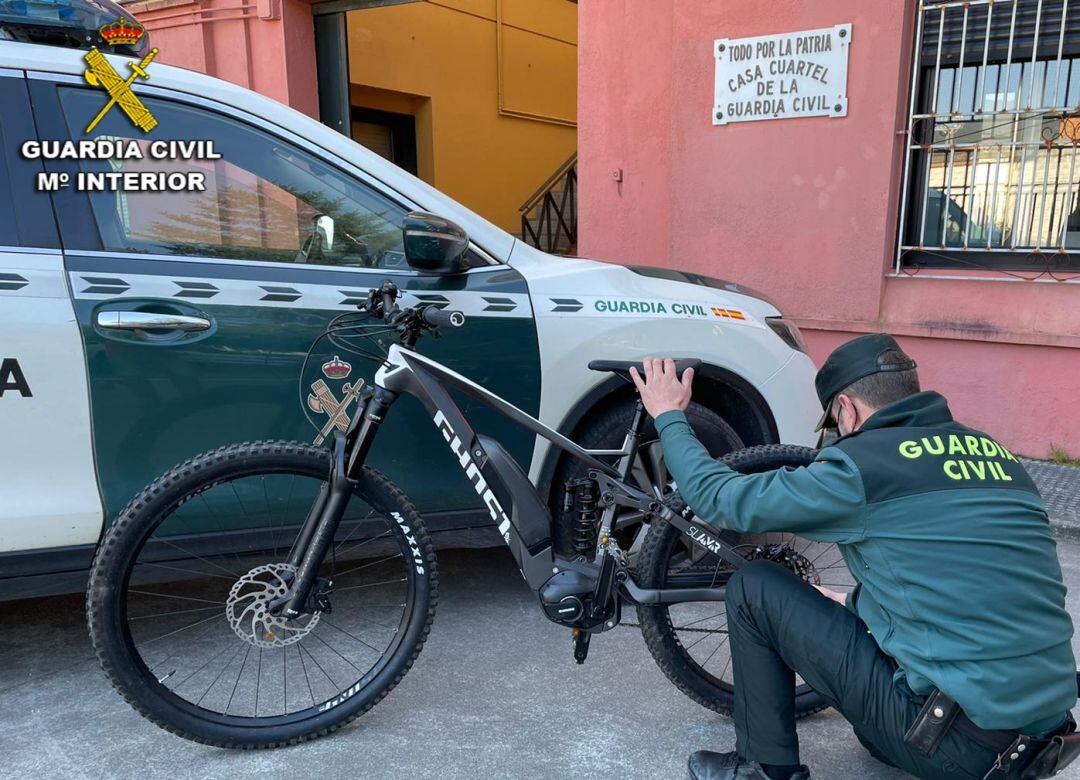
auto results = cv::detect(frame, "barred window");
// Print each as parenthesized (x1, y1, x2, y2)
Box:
(899, 0, 1080, 272)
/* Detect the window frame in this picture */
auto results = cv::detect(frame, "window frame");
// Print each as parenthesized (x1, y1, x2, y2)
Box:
(897, 0, 1080, 274)
(31, 73, 500, 273)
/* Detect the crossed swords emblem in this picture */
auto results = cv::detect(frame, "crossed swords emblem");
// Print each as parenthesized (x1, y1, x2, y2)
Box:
(307, 379, 365, 445)
(83, 47, 159, 133)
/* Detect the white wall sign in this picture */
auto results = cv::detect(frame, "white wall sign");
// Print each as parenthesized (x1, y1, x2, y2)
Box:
(713, 24, 851, 126)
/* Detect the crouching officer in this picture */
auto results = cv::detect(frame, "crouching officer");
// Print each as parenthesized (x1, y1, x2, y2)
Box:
(630, 334, 1079, 780)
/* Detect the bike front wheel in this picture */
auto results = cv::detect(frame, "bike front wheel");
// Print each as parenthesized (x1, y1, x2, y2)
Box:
(87, 441, 437, 748)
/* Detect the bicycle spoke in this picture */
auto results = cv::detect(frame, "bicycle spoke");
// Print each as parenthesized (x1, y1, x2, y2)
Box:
(264, 477, 280, 560)
(297, 643, 315, 708)
(195, 644, 245, 706)
(699, 633, 730, 671)
(225, 645, 253, 715)
(807, 543, 837, 567)
(299, 642, 338, 690)
(141, 612, 223, 645)
(129, 604, 223, 621)
(345, 610, 398, 631)
(135, 561, 238, 583)
(674, 611, 727, 631)
(229, 482, 251, 519)
(198, 493, 248, 572)
(334, 553, 402, 579)
(129, 590, 225, 606)
(320, 617, 383, 655)
(332, 509, 377, 557)
(172, 640, 241, 692)
(335, 529, 391, 560)
(332, 577, 407, 592)
(683, 628, 720, 652)
(709, 558, 723, 589)
(308, 630, 365, 673)
(157, 538, 241, 580)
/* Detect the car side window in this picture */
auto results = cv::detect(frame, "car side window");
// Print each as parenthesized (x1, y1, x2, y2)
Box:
(57, 87, 411, 269)
(0, 76, 59, 248)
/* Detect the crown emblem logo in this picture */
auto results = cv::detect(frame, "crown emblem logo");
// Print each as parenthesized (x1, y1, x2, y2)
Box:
(99, 19, 146, 46)
(321, 356, 352, 380)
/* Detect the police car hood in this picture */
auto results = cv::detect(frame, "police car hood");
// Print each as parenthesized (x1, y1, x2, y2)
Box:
(506, 242, 783, 321)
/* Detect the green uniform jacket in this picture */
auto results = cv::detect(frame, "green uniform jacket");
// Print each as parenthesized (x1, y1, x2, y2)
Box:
(656, 391, 1076, 734)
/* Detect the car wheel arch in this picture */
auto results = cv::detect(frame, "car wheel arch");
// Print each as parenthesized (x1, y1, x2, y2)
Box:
(536, 362, 779, 509)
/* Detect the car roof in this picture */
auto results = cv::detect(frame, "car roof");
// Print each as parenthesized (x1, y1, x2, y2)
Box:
(0, 40, 517, 261)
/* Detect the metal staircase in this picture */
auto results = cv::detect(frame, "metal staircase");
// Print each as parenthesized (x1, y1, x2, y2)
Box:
(519, 152, 577, 255)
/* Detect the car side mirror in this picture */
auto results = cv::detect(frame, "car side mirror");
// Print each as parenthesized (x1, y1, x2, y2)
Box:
(402, 212, 470, 274)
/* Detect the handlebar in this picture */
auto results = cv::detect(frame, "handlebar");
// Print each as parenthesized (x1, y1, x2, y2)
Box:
(420, 305, 466, 329)
(359, 280, 466, 347)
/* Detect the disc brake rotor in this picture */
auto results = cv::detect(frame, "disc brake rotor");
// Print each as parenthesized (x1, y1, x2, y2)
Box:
(226, 563, 320, 648)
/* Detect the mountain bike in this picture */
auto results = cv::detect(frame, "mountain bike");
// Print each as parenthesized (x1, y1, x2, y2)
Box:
(87, 224, 851, 748)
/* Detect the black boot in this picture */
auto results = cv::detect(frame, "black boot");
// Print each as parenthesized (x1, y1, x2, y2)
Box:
(687, 751, 810, 780)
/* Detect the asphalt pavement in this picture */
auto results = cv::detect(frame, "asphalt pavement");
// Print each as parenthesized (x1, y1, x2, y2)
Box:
(4, 535, 1080, 780)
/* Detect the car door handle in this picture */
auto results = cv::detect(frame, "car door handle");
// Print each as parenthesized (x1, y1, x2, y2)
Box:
(96, 311, 212, 332)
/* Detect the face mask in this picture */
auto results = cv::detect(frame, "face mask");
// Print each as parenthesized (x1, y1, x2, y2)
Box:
(834, 399, 859, 437)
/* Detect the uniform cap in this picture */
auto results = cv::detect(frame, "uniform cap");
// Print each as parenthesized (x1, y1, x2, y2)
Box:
(814, 333, 916, 431)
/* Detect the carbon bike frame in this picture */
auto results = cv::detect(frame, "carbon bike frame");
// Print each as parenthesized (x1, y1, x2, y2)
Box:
(279, 342, 747, 619)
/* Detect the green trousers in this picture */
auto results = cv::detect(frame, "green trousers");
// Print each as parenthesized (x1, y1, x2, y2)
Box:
(726, 560, 1000, 780)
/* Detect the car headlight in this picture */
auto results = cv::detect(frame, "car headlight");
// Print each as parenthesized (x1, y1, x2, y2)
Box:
(766, 317, 807, 353)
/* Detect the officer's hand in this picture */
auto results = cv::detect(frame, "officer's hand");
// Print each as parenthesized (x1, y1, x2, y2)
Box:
(813, 585, 847, 607)
(629, 358, 695, 419)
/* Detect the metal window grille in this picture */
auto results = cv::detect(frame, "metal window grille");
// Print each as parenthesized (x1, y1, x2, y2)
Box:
(898, 0, 1080, 272)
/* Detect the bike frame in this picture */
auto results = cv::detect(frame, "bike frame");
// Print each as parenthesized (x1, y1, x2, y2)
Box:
(279, 342, 747, 620)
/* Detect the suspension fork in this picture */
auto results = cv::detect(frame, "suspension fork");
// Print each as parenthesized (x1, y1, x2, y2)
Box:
(273, 386, 398, 617)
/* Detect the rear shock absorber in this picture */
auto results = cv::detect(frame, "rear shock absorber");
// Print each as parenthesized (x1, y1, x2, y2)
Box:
(563, 477, 600, 559)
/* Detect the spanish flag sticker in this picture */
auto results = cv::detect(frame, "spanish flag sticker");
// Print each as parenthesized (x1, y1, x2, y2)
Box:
(711, 307, 746, 320)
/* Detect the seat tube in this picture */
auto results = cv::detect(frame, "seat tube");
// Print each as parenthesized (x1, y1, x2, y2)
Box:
(617, 399, 647, 481)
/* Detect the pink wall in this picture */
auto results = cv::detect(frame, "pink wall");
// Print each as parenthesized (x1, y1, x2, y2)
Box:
(578, 0, 1080, 458)
(127, 0, 318, 119)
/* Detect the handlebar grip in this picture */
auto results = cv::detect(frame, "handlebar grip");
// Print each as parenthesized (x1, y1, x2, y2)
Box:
(421, 306, 466, 328)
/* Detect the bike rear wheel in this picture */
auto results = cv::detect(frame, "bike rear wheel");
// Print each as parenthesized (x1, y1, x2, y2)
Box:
(87, 440, 437, 748)
(636, 444, 855, 718)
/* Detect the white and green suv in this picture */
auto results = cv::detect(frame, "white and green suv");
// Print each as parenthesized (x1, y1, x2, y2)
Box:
(0, 38, 820, 599)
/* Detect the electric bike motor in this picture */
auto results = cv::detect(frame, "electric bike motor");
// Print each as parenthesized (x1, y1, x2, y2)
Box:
(539, 568, 618, 630)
